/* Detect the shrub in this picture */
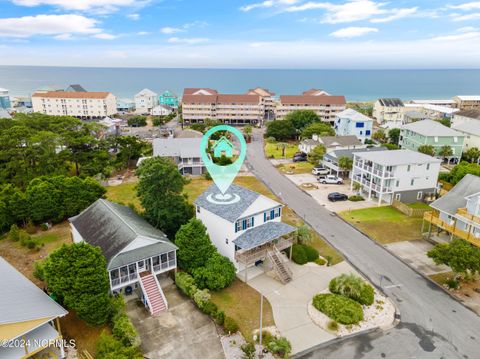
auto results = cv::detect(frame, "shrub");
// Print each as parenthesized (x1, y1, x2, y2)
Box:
(224, 316, 239, 333)
(96, 332, 143, 359)
(445, 278, 460, 289)
(215, 310, 225, 326)
(33, 260, 45, 281)
(327, 320, 339, 332)
(112, 314, 140, 347)
(303, 245, 319, 262)
(175, 272, 197, 297)
(192, 253, 236, 290)
(110, 295, 126, 321)
(25, 219, 36, 234)
(291, 244, 308, 265)
(315, 258, 326, 266)
(241, 343, 256, 359)
(348, 195, 365, 202)
(40, 223, 49, 231)
(255, 330, 274, 345)
(200, 300, 218, 316)
(193, 288, 211, 310)
(329, 274, 375, 306)
(9, 224, 20, 241)
(267, 337, 292, 359)
(312, 293, 363, 325)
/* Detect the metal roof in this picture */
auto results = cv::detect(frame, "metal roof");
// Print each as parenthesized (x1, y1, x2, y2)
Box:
(354, 149, 441, 166)
(452, 121, 480, 137)
(319, 135, 362, 148)
(153, 137, 203, 158)
(233, 222, 295, 250)
(336, 108, 373, 122)
(325, 146, 387, 161)
(401, 119, 464, 137)
(430, 175, 480, 216)
(69, 199, 175, 268)
(0, 257, 67, 325)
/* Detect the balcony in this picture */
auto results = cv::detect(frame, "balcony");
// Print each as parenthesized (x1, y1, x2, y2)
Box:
(456, 207, 480, 225)
(235, 237, 293, 265)
(423, 211, 480, 247)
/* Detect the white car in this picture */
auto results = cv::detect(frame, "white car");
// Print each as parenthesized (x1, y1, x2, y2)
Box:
(312, 166, 330, 176)
(318, 175, 344, 184)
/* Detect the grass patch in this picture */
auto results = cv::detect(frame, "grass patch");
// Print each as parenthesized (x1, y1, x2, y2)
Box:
(429, 271, 455, 285)
(210, 280, 274, 340)
(276, 162, 314, 174)
(339, 206, 423, 244)
(105, 182, 141, 211)
(264, 142, 298, 159)
(184, 177, 213, 202)
(408, 202, 431, 209)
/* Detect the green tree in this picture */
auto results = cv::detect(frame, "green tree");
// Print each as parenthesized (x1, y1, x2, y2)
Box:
(384, 143, 400, 150)
(428, 239, 480, 279)
(265, 120, 296, 141)
(285, 110, 320, 132)
(43, 243, 111, 325)
(115, 136, 147, 169)
(136, 157, 194, 238)
(96, 333, 143, 359)
(127, 116, 147, 127)
(439, 145, 453, 158)
(388, 128, 401, 145)
(338, 156, 353, 173)
(308, 145, 326, 164)
(193, 252, 236, 290)
(436, 118, 451, 128)
(301, 122, 335, 139)
(296, 225, 311, 244)
(371, 129, 387, 143)
(446, 161, 480, 184)
(276, 142, 288, 158)
(418, 145, 436, 157)
(243, 125, 253, 139)
(463, 147, 480, 163)
(175, 218, 216, 272)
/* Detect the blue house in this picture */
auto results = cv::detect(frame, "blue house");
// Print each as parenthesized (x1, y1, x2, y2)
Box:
(0, 88, 11, 109)
(212, 136, 234, 158)
(334, 109, 373, 143)
(159, 91, 179, 108)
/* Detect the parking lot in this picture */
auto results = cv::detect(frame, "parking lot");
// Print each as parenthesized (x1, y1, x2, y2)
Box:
(285, 173, 378, 212)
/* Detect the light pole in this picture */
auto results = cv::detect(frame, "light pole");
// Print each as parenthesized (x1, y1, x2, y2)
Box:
(258, 293, 264, 358)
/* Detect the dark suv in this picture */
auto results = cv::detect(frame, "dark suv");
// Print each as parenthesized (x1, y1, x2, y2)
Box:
(293, 152, 307, 162)
(328, 192, 348, 202)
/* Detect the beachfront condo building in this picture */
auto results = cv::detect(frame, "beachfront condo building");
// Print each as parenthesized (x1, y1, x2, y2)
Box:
(32, 91, 117, 119)
(246, 87, 276, 119)
(181, 88, 263, 125)
(275, 89, 346, 123)
(0, 87, 11, 109)
(453, 96, 480, 110)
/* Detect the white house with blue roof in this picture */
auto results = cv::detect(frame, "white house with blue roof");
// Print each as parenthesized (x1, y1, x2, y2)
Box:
(195, 184, 296, 283)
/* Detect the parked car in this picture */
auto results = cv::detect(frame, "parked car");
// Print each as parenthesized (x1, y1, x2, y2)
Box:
(293, 152, 307, 162)
(328, 192, 349, 202)
(318, 175, 344, 184)
(312, 165, 330, 176)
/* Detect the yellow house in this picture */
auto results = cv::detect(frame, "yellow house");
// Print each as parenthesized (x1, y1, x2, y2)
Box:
(0, 257, 68, 359)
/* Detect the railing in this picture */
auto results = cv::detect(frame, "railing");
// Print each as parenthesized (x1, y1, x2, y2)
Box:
(423, 211, 480, 247)
(152, 259, 176, 273)
(111, 272, 138, 287)
(235, 237, 293, 265)
(457, 208, 480, 225)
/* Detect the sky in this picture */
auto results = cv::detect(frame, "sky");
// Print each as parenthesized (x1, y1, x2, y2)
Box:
(0, 0, 480, 68)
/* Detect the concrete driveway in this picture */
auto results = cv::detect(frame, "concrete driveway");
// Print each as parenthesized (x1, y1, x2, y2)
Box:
(285, 173, 378, 212)
(127, 280, 224, 359)
(384, 240, 450, 276)
(248, 261, 357, 354)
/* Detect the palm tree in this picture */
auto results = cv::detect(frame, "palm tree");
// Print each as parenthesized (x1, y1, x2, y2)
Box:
(338, 156, 353, 177)
(439, 145, 453, 158)
(296, 225, 311, 244)
(277, 142, 288, 158)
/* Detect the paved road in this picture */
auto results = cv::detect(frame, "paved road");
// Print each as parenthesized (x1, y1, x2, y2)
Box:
(246, 129, 480, 359)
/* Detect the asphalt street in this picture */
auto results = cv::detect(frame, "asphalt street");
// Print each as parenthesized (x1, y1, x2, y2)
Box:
(246, 129, 480, 359)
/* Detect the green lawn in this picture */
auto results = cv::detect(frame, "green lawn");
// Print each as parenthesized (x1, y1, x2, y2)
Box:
(339, 206, 424, 244)
(276, 162, 314, 174)
(264, 142, 298, 159)
(408, 202, 431, 209)
(105, 182, 141, 210)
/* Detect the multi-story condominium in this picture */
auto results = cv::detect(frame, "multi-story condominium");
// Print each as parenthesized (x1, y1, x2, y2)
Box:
(159, 90, 179, 108)
(302, 88, 331, 96)
(70, 199, 177, 316)
(182, 88, 263, 125)
(351, 149, 441, 205)
(135, 88, 158, 114)
(424, 174, 480, 247)
(246, 87, 276, 119)
(153, 137, 205, 175)
(400, 119, 465, 163)
(373, 98, 404, 124)
(32, 91, 117, 118)
(195, 184, 295, 283)
(276, 92, 346, 123)
(334, 109, 373, 143)
(453, 95, 480, 110)
(0, 257, 68, 359)
(0, 87, 11, 109)
(299, 134, 364, 154)
(452, 109, 480, 126)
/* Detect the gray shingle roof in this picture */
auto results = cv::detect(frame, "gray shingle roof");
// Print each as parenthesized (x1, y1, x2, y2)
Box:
(401, 119, 463, 137)
(453, 121, 480, 137)
(324, 146, 387, 161)
(0, 257, 67, 325)
(195, 184, 260, 222)
(153, 137, 202, 159)
(69, 199, 175, 269)
(319, 135, 362, 148)
(430, 174, 480, 216)
(378, 98, 404, 107)
(109, 242, 175, 269)
(233, 222, 295, 250)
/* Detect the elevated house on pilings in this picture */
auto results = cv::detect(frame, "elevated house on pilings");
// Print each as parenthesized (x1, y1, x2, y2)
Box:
(69, 199, 177, 316)
(194, 184, 296, 283)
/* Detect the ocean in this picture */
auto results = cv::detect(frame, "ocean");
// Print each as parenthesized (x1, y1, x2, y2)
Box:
(0, 66, 479, 102)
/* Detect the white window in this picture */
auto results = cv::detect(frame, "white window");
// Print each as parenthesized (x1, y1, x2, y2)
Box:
(417, 191, 423, 200)
(434, 137, 438, 143)
(454, 137, 458, 143)
(395, 193, 401, 201)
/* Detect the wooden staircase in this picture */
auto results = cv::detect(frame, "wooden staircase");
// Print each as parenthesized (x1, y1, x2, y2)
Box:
(267, 246, 292, 284)
(139, 272, 168, 316)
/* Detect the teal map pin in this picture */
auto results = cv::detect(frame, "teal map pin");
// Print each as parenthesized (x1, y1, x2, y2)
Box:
(200, 125, 247, 195)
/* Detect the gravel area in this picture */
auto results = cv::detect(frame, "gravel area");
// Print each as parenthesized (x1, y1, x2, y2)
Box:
(307, 290, 396, 337)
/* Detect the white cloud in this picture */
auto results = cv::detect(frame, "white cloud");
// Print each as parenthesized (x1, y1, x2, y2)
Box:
(12, 0, 148, 13)
(53, 33, 74, 40)
(161, 26, 184, 34)
(432, 31, 480, 41)
(136, 31, 150, 35)
(371, 7, 418, 23)
(93, 33, 118, 40)
(449, 2, 480, 10)
(330, 26, 378, 38)
(240, 0, 299, 12)
(451, 12, 480, 21)
(161, 21, 208, 34)
(127, 13, 140, 20)
(457, 26, 478, 32)
(0, 14, 101, 38)
(167, 37, 209, 44)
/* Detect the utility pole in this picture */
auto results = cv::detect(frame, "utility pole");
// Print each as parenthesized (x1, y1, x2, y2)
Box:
(258, 293, 264, 358)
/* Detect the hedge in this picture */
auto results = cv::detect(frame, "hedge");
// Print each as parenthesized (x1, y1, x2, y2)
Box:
(303, 245, 319, 262)
(176, 271, 197, 297)
(224, 316, 239, 333)
(348, 195, 365, 202)
(312, 293, 363, 325)
(110, 296, 140, 347)
(329, 274, 375, 306)
(292, 244, 319, 264)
